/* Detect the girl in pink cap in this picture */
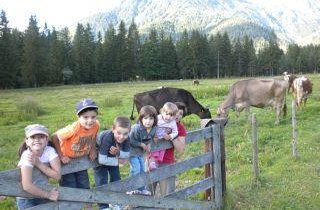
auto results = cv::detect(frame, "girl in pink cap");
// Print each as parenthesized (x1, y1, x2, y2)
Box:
(16, 124, 61, 210)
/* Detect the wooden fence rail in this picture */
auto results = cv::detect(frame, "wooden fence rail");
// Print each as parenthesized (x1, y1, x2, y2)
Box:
(0, 122, 225, 210)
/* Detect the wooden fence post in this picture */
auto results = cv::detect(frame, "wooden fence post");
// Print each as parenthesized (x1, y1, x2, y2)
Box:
(201, 118, 227, 201)
(292, 100, 298, 158)
(212, 125, 222, 209)
(251, 113, 259, 180)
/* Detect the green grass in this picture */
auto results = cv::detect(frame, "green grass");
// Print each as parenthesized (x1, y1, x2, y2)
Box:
(0, 76, 319, 209)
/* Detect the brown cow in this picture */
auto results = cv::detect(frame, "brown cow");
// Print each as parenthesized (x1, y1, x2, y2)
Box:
(193, 80, 200, 86)
(283, 72, 297, 93)
(217, 78, 288, 124)
(292, 76, 313, 108)
(130, 87, 211, 120)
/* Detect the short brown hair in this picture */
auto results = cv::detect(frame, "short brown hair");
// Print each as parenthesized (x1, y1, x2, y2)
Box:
(113, 116, 131, 129)
(138, 105, 158, 127)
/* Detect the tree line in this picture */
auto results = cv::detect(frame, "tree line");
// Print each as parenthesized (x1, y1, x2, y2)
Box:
(1, 10, 320, 89)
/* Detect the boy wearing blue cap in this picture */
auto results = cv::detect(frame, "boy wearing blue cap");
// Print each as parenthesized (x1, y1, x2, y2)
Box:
(52, 98, 100, 189)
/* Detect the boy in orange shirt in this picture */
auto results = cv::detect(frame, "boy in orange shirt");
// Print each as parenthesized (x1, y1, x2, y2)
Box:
(52, 98, 99, 189)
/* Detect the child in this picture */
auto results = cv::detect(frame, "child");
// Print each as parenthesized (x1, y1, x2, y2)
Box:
(52, 98, 99, 189)
(151, 102, 187, 198)
(94, 116, 131, 210)
(128, 105, 158, 195)
(148, 102, 178, 170)
(16, 124, 61, 210)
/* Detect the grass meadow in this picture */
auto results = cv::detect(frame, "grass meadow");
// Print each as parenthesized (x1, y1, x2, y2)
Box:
(0, 75, 319, 209)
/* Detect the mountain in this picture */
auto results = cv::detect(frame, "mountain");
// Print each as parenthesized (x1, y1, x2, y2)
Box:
(74, 0, 320, 49)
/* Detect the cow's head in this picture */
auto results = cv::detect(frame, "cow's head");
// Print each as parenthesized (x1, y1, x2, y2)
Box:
(217, 106, 229, 118)
(198, 108, 211, 119)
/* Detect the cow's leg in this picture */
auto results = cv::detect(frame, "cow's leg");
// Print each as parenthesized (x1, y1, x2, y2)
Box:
(245, 107, 250, 121)
(236, 110, 241, 123)
(275, 104, 282, 125)
(303, 98, 307, 107)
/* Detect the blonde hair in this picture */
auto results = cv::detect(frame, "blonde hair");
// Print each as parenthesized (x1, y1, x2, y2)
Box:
(160, 102, 178, 116)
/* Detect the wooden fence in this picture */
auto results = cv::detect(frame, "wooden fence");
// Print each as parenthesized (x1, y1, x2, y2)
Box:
(0, 120, 226, 210)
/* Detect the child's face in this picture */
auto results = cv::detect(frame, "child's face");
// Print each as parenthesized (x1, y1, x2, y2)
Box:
(142, 115, 155, 128)
(112, 126, 130, 144)
(161, 111, 175, 123)
(78, 110, 97, 129)
(175, 109, 184, 122)
(26, 134, 48, 151)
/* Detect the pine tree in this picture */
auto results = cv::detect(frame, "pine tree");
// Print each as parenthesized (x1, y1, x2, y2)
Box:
(58, 27, 73, 84)
(176, 30, 192, 78)
(21, 15, 43, 87)
(242, 35, 256, 76)
(95, 32, 104, 83)
(231, 37, 244, 77)
(115, 20, 128, 81)
(71, 23, 96, 83)
(141, 29, 160, 80)
(0, 10, 17, 88)
(159, 32, 178, 80)
(103, 24, 117, 82)
(127, 20, 141, 80)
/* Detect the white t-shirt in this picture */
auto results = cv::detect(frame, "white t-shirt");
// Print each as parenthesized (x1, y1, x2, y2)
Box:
(18, 146, 58, 186)
(18, 146, 58, 168)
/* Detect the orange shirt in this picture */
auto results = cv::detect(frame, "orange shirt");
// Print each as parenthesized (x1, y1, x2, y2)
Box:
(56, 120, 100, 158)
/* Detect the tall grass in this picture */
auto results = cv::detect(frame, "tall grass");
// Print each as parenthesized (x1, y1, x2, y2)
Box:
(16, 96, 43, 121)
(0, 76, 319, 209)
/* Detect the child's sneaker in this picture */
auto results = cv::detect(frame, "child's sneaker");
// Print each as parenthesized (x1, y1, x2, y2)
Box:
(140, 189, 152, 196)
(126, 190, 141, 195)
(148, 160, 158, 170)
(109, 204, 122, 210)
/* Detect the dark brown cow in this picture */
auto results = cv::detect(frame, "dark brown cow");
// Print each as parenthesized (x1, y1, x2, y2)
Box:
(292, 76, 313, 108)
(130, 87, 211, 120)
(217, 78, 288, 124)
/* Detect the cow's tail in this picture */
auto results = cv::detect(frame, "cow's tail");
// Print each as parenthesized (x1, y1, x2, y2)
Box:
(130, 99, 135, 120)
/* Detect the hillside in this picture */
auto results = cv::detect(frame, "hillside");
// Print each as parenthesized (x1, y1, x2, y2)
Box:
(74, 0, 320, 49)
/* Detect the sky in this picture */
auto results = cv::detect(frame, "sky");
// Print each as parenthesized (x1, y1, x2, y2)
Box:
(0, 0, 121, 30)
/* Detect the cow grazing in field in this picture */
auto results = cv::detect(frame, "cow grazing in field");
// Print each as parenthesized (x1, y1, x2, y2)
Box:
(292, 76, 313, 108)
(193, 80, 200, 86)
(217, 78, 288, 124)
(283, 72, 297, 93)
(130, 87, 211, 120)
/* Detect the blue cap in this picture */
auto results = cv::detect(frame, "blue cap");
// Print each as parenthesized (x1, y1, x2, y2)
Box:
(76, 98, 98, 115)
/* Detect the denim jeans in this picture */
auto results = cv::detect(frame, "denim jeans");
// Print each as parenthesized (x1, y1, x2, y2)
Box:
(129, 156, 146, 191)
(16, 197, 48, 210)
(59, 169, 90, 189)
(94, 165, 121, 210)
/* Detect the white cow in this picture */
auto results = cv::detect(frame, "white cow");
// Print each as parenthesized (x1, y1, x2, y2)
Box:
(292, 76, 313, 108)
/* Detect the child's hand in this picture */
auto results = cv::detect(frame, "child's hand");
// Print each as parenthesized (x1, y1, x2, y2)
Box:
(60, 155, 71, 164)
(146, 144, 151, 153)
(154, 136, 158, 143)
(89, 149, 97, 161)
(47, 188, 59, 201)
(109, 146, 120, 156)
(119, 158, 128, 165)
(163, 133, 172, 141)
(140, 143, 147, 151)
(27, 153, 40, 166)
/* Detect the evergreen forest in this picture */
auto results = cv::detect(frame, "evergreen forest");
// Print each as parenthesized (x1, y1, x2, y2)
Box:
(1, 10, 320, 89)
